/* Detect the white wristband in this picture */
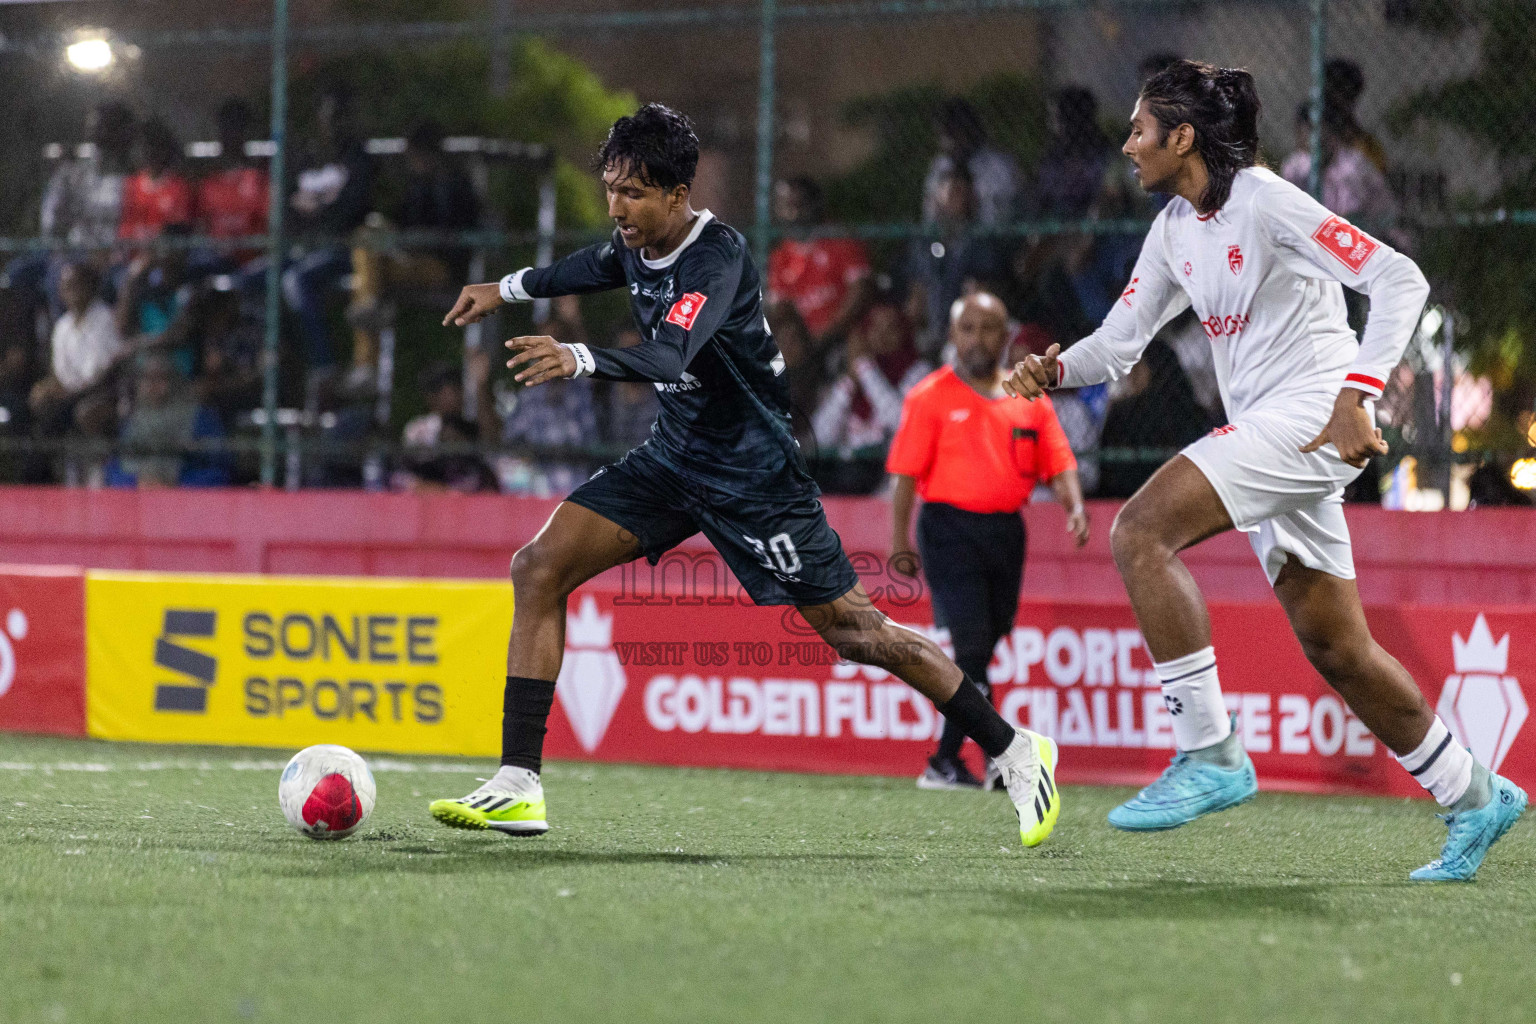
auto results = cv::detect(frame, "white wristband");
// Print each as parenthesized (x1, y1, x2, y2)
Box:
(562, 342, 595, 378)
(499, 268, 532, 303)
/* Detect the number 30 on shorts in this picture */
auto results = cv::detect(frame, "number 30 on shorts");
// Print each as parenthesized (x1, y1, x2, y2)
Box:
(743, 532, 802, 575)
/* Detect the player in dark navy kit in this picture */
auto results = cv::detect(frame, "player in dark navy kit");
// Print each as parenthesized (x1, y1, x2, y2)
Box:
(429, 104, 1061, 847)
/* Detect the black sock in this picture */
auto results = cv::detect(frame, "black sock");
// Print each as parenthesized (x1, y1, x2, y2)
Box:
(936, 660, 991, 761)
(935, 675, 1014, 759)
(501, 675, 557, 772)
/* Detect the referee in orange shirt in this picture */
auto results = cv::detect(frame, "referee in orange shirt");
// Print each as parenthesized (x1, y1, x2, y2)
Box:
(888, 292, 1090, 789)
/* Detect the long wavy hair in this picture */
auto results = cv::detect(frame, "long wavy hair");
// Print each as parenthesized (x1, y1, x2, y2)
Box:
(1139, 59, 1261, 214)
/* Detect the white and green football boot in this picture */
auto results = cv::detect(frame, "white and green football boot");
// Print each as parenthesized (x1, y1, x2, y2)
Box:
(994, 729, 1061, 847)
(430, 768, 548, 836)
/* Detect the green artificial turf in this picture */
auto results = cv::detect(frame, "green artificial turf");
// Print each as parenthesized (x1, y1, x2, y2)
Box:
(2, 733, 1533, 1024)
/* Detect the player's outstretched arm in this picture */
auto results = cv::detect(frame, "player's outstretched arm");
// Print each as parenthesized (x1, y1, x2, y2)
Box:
(1003, 344, 1060, 401)
(446, 240, 628, 328)
(444, 283, 503, 327)
(505, 335, 579, 387)
(1008, 219, 1187, 400)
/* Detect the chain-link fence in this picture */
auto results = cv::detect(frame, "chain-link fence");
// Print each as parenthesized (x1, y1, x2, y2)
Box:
(0, 0, 1531, 504)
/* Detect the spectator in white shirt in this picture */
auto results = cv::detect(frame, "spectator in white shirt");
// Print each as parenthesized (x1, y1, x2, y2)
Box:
(922, 99, 1019, 226)
(30, 262, 125, 436)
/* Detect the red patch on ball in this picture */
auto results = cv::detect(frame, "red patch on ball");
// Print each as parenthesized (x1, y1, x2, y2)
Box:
(302, 772, 362, 832)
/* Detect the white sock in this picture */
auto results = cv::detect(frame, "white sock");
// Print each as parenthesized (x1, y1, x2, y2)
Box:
(489, 765, 541, 796)
(1155, 646, 1232, 751)
(1394, 716, 1473, 807)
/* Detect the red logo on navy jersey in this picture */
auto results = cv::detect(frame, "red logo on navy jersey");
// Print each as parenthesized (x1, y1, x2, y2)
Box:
(1311, 215, 1380, 275)
(665, 292, 707, 330)
(1227, 244, 1244, 275)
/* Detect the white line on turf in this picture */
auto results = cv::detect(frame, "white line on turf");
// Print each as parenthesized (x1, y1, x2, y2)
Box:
(0, 759, 482, 774)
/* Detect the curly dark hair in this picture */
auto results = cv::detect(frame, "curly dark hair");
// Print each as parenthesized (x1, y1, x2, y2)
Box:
(594, 103, 699, 192)
(1140, 59, 1261, 214)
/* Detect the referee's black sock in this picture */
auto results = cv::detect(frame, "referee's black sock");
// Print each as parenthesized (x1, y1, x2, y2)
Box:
(501, 675, 558, 773)
(936, 660, 992, 761)
(935, 674, 1014, 759)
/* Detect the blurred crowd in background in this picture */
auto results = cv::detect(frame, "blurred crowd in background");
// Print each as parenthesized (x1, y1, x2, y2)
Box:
(0, 50, 1508, 504)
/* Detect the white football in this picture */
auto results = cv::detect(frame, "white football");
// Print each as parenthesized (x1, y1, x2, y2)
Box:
(278, 744, 376, 840)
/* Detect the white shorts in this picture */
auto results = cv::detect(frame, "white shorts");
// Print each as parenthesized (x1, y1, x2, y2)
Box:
(1181, 407, 1364, 586)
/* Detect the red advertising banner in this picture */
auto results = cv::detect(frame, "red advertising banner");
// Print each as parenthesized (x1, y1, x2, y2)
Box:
(0, 565, 87, 736)
(543, 585, 1536, 799)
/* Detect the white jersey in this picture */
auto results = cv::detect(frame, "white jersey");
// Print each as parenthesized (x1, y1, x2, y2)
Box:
(1059, 167, 1429, 419)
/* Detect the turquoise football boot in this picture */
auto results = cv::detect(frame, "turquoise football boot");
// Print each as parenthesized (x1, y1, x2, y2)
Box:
(1410, 773, 1527, 882)
(1108, 731, 1258, 832)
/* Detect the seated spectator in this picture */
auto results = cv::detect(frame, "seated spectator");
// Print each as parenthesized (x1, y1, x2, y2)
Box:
(597, 327, 660, 449)
(284, 85, 374, 383)
(766, 176, 871, 349)
(183, 285, 264, 430)
(1015, 86, 1117, 329)
(812, 300, 929, 454)
(194, 98, 270, 266)
(1280, 102, 1397, 226)
(904, 164, 1010, 358)
(1096, 338, 1214, 498)
(29, 261, 124, 438)
(115, 233, 197, 377)
(499, 315, 598, 496)
(118, 118, 194, 244)
(42, 102, 137, 247)
(396, 354, 499, 492)
(349, 120, 480, 384)
(106, 351, 229, 487)
(1324, 58, 1388, 173)
(4, 102, 135, 323)
(922, 98, 1019, 226)
(763, 302, 824, 451)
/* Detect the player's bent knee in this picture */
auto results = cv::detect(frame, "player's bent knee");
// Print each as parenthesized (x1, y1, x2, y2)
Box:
(1298, 634, 1370, 687)
(818, 621, 924, 673)
(1109, 507, 1164, 573)
(509, 544, 576, 604)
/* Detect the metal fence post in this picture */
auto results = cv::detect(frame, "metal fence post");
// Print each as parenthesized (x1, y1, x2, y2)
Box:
(1307, 0, 1326, 201)
(753, 0, 777, 267)
(260, 0, 290, 487)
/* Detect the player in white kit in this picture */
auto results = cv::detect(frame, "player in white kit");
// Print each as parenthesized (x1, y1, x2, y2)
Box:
(1005, 60, 1525, 880)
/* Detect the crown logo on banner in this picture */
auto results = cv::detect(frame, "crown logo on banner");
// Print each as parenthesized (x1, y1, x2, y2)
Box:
(1437, 614, 1525, 773)
(555, 595, 626, 753)
(565, 593, 614, 649)
(1452, 613, 1509, 675)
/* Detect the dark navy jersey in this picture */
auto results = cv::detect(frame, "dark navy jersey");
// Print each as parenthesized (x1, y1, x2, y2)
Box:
(507, 211, 815, 499)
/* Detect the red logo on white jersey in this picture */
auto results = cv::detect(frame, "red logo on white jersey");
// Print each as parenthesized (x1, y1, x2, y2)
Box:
(1119, 277, 1139, 307)
(1311, 215, 1380, 275)
(665, 292, 707, 330)
(1200, 313, 1251, 340)
(1208, 424, 1237, 438)
(1227, 244, 1244, 275)
(1183, 261, 1193, 277)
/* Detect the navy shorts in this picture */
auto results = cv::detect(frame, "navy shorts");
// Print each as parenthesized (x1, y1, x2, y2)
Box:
(565, 445, 860, 607)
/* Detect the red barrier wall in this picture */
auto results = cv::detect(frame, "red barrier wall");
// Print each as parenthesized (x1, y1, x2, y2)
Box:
(0, 487, 1531, 604)
(0, 565, 86, 736)
(543, 588, 1536, 798)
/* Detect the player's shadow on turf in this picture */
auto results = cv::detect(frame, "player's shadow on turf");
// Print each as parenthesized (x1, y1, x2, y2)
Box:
(266, 848, 883, 877)
(984, 882, 1336, 921)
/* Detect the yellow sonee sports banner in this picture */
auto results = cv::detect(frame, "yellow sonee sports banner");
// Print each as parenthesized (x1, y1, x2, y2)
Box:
(87, 570, 511, 755)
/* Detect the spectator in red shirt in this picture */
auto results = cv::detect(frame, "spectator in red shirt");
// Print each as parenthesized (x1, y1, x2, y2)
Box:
(195, 99, 269, 253)
(888, 291, 1088, 789)
(118, 119, 194, 243)
(766, 177, 871, 348)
